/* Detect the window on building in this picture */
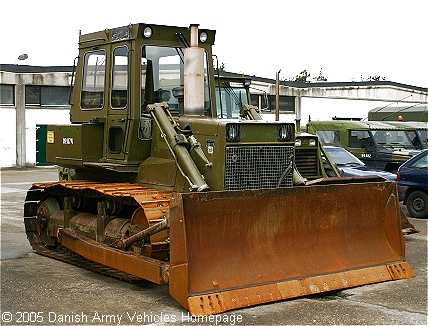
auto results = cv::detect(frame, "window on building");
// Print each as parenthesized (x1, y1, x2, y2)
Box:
(41, 86, 70, 106)
(0, 84, 14, 105)
(25, 86, 70, 106)
(250, 94, 268, 110)
(266, 95, 295, 113)
(26, 85, 41, 105)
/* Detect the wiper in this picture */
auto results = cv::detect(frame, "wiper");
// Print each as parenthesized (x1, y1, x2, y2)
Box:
(223, 83, 243, 107)
(175, 47, 184, 64)
(391, 142, 409, 150)
(175, 32, 188, 64)
(176, 32, 189, 47)
(337, 162, 361, 167)
(345, 162, 362, 167)
(377, 142, 395, 149)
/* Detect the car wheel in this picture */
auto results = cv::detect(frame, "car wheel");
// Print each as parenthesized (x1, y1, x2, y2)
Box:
(406, 190, 428, 219)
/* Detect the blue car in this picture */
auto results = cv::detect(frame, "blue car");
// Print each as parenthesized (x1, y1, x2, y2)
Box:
(397, 149, 428, 218)
(323, 146, 397, 180)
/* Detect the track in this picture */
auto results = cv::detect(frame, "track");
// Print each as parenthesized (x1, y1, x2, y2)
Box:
(23, 181, 174, 282)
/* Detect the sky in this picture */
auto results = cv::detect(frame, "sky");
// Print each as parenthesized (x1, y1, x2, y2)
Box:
(1, 0, 427, 88)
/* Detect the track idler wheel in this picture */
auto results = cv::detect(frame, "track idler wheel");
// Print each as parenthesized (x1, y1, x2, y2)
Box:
(36, 197, 60, 246)
(104, 197, 123, 215)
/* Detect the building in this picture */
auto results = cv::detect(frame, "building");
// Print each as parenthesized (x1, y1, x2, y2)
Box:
(1, 64, 72, 167)
(1, 64, 427, 168)
(238, 72, 428, 126)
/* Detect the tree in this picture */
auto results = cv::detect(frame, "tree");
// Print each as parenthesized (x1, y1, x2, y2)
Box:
(286, 68, 328, 82)
(361, 75, 386, 81)
(287, 69, 311, 82)
(313, 68, 327, 81)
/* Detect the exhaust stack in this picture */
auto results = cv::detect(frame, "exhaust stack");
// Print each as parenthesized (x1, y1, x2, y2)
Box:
(184, 24, 205, 115)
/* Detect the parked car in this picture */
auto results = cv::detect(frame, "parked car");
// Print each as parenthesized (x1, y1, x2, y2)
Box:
(396, 149, 428, 218)
(323, 146, 397, 180)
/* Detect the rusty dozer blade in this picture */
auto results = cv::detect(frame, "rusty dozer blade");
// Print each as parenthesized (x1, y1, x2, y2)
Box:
(168, 179, 415, 315)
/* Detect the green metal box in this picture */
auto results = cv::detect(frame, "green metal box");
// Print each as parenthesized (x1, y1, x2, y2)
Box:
(46, 124, 104, 168)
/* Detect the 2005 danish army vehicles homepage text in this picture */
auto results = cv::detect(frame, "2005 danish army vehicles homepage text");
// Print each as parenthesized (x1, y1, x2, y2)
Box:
(24, 23, 414, 316)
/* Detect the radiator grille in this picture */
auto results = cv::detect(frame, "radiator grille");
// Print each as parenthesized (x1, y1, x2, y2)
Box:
(294, 148, 319, 178)
(224, 146, 294, 190)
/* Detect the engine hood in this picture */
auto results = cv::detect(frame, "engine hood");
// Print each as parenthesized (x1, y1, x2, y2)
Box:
(340, 166, 397, 180)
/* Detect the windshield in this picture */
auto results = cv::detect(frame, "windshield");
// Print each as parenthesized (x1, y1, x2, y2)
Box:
(215, 83, 249, 119)
(404, 130, 426, 149)
(141, 45, 210, 115)
(372, 130, 415, 149)
(325, 147, 364, 167)
(417, 130, 428, 148)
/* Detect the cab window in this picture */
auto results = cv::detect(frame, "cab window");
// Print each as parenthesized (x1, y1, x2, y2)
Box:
(349, 130, 373, 148)
(111, 46, 128, 108)
(81, 50, 106, 109)
(315, 130, 340, 145)
(215, 83, 249, 119)
(140, 45, 210, 115)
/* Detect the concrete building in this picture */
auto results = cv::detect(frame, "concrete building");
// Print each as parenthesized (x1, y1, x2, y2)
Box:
(0, 65, 72, 167)
(1, 64, 427, 168)
(238, 72, 428, 125)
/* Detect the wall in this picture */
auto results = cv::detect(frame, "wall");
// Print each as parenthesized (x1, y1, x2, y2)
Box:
(0, 68, 72, 168)
(0, 108, 16, 167)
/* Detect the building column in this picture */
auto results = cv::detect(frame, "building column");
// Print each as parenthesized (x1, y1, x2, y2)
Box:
(295, 95, 302, 133)
(16, 74, 26, 167)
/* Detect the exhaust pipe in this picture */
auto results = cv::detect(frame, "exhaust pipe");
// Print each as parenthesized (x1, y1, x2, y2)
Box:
(184, 24, 205, 115)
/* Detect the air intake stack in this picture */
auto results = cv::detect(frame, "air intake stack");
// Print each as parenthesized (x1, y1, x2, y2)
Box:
(184, 24, 205, 115)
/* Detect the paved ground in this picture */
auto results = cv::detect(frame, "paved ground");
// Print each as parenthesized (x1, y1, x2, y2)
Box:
(1, 167, 427, 326)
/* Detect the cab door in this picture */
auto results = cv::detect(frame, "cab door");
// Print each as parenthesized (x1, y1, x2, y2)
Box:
(348, 130, 377, 167)
(106, 45, 129, 161)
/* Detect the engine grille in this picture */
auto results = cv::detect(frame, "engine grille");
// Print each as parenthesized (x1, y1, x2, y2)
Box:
(224, 146, 294, 190)
(294, 148, 320, 178)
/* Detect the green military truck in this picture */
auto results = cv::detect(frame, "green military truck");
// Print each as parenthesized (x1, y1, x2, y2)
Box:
(382, 121, 428, 150)
(307, 119, 421, 172)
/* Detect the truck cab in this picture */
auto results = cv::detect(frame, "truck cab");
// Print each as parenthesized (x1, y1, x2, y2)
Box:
(46, 24, 296, 191)
(307, 119, 421, 172)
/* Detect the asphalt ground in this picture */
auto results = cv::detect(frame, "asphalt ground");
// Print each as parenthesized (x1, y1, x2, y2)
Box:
(1, 167, 427, 326)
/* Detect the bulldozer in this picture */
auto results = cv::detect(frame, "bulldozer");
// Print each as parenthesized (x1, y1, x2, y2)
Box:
(24, 23, 414, 316)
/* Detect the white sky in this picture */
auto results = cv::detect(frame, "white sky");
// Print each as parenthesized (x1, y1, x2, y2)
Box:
(1, 0, 427, 87)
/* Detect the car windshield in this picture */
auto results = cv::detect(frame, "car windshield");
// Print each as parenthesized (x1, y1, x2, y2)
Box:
(372, 130, 415, 149)
(325, 147, 364, 167)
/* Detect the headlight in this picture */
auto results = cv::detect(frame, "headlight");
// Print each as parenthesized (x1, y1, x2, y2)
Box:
(309, 139, 317, 146)
(278, 124, 293, 142)
(199, 31, 208, 43)
(295, 139, 302, 146)
(226, 124, 240, 142)
(142, 26, 153, 38)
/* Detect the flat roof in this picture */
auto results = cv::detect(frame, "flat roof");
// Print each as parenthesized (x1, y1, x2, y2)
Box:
(0, 64, 73, 73)
(1, 64, 427, 93)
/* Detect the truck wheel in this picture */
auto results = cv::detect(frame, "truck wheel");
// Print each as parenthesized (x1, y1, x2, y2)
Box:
(406, 190, 428, 219)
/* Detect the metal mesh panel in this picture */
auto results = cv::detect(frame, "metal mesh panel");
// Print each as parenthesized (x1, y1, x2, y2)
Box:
(225, 146, 294, 190)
